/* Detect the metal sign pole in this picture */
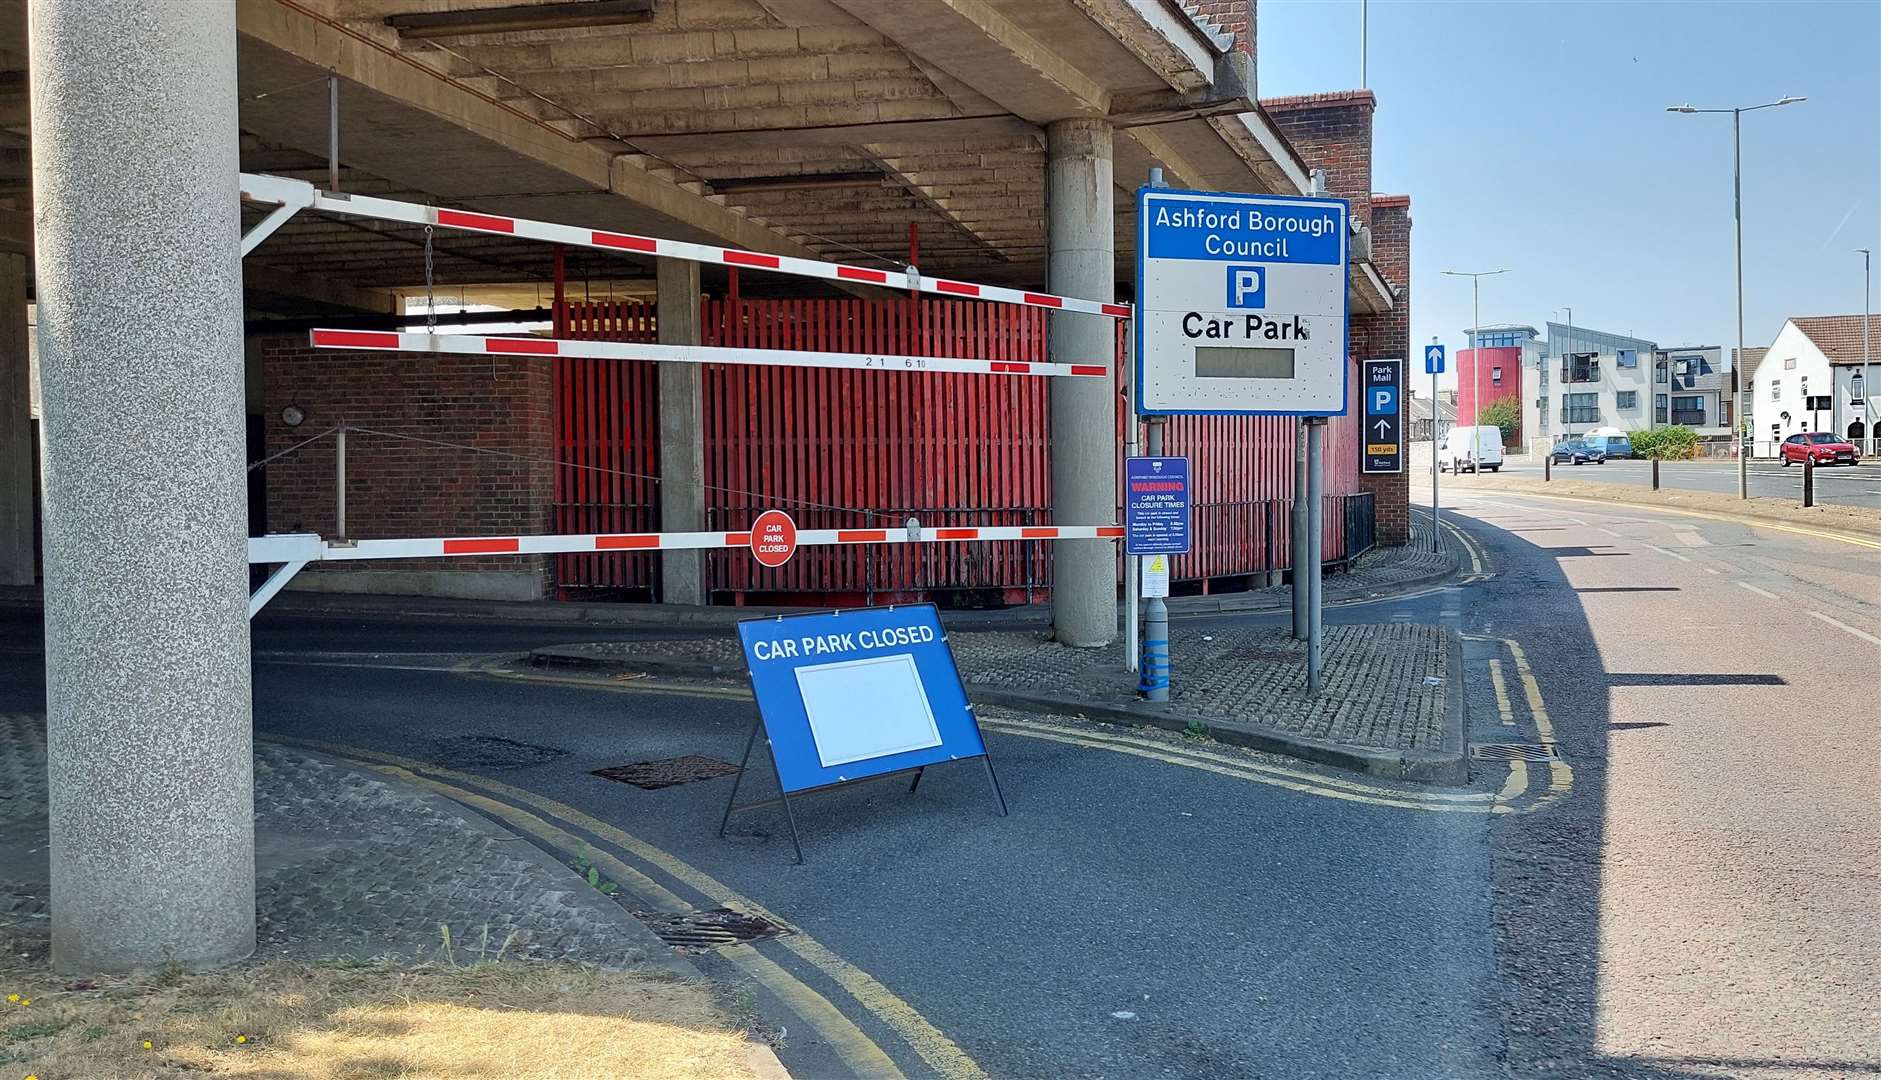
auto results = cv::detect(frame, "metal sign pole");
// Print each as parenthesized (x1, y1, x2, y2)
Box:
(1305, 418, 1326, 692)
(1429, 341, 1442, 553)
(1124, 324, 1140, 674)
(1142, 416, 1170, 703)
(1291, 421, 1309, 639)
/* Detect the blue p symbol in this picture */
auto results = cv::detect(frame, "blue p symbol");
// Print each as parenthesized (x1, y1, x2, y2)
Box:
(1226, 265, 1265, 309)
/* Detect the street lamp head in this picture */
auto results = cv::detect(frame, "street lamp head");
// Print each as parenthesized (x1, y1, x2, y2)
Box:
(1666, 104, 1696, 113)
(1773, 95, 1805, 106)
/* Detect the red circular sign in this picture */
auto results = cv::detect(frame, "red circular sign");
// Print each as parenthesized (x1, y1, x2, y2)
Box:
(749, 509, 798, 568)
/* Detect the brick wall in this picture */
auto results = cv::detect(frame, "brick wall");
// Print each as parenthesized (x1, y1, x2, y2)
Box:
(1187, 0, 1253, 54)
(1356, 196, 1412, 545)
(257, 336, 557, 599)
(1261, 90, 1375, 229)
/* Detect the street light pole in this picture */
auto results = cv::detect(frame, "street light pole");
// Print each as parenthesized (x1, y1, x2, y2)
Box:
(1667, 95, 1804, 499)
(1443, 268, 1512, 430)
(1556, 306, 1573, 441)
(1860, 247, 1873, 455)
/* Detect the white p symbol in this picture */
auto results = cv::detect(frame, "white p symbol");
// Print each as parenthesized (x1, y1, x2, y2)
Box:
(1374, 390, 1392, 411)
(1232, 268, 1261, 305)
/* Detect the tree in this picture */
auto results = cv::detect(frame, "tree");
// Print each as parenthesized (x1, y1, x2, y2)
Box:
(1475, 396, 1521, 447)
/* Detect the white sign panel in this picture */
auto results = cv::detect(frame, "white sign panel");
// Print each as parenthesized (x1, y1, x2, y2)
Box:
(1135, 188, 1349, 416)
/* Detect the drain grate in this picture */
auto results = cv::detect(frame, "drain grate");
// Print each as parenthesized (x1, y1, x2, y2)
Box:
(634, 907, 791, 952)
(1470, 743, 1560, 762)
(592, 755, 741, 790)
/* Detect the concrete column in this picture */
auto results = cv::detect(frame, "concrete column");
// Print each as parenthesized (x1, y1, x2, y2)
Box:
(31, 0, 253, 972)
(1046, 118, 1116, 647)
(657, 257, 706, 605)
(0, 254, 31, 586)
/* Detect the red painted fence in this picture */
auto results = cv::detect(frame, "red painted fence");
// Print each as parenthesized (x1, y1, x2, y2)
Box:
(552, 296, 1361, 604)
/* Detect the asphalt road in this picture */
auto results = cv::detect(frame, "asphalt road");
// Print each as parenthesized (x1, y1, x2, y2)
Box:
(1494, 456, 1881, 509)
(2, 498, 1876, 1078)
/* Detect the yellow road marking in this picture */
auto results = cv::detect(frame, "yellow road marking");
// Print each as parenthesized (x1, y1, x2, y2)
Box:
(1476, 489, 1881, 550)
(980, 716, 1494, 803)
(1487, 659, 1515, 727)
(978, 719, 1493, 814)
(1503, 641, 1574, 799)
(1492, 759, 1528, 814)
(358, 763, 907, 1079)
(270, 735, 989, 1080)
(726, 946, 904, 1080)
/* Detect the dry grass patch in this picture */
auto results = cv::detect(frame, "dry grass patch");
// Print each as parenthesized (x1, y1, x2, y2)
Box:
(0, 954, 763, 1080)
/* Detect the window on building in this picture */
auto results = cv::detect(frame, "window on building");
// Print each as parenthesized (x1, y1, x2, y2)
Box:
(1561, 353, 1599, 383)
(1770, 379, 1780, 400)
(1617, 349, 1638, 368)
(1617, 390, 1638, 409)
(1491, 366, 1503, 386)
(1783, 357, 1797, 370)
(1655, 393, 1669, 423)
(1655, 359, 1669, 385)
(1671, 395, 1706, 425)
(1561, 393, 1599, 425)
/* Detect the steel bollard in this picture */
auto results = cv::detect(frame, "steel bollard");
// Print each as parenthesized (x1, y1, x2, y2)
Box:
(1139, 596, 1169, 702)
(1544, 453, 1551, 482)
(1651, 457, 1660, 491)
(1803, 453, 1815, 508)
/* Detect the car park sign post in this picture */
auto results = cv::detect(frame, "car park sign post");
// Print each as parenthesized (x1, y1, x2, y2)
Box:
(1361, 359, 1403, 474)
(1135, 187, 1349, 416)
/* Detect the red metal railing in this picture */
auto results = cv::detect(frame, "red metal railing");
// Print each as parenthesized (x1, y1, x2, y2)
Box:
(553, 296, 1362, 603)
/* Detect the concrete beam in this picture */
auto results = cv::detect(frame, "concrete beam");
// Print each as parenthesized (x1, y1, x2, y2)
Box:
(244, 261, 400, 317)
(827, 0, 1110, 123)
(235, 0, 842, 260)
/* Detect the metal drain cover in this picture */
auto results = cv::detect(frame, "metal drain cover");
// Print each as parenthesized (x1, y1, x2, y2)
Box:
(1470, 743, 1560, 762)
(634, 907, 791, 952)
(593, 755, 741, 790)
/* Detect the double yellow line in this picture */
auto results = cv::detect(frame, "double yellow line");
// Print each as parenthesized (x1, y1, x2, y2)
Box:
(269, 735, 986, 1080)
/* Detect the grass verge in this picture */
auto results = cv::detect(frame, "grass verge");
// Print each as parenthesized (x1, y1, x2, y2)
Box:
(0, 940, 763, 1080)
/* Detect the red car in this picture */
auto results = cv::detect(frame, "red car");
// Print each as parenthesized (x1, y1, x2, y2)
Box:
(1779, 432, 1861, 466)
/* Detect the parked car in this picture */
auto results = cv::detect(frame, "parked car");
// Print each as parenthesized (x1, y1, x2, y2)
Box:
(1440, 425, 1504, 473)
(1551, 438, 1607, 465)
(1779, 432, 1860, 466)
(1586, 434, 1634, 459)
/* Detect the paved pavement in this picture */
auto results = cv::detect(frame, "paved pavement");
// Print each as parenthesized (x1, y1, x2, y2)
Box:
(1495, 456, 1881, 509)
(0, 714, 679, 970)
(2, 494, 1876, 1078)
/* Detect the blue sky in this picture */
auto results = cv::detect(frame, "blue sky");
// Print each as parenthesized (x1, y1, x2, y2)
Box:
(1258, 0, 1880, 385)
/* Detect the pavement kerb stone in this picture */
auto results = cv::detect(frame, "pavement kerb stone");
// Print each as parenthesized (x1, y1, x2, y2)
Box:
(526, 625, 1472, 787)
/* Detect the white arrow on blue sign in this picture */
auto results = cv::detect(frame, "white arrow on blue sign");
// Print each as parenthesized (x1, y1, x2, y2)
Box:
(1424, 344, 1445, 374)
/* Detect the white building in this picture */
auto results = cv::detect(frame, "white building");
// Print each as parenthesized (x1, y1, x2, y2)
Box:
(1523, 322, 1657, 450)
(1750, 315, 1881, 456)
(1652, 345, 1731, 435)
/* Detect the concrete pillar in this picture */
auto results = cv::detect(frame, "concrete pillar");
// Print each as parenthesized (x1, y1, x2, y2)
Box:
(31, 0, 254, 972)
(1046, 118, 1116, 647)
(657, 257, 706, 605)
(0, 254, 30, 587)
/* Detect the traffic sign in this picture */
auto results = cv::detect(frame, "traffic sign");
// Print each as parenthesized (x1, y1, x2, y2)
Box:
(1361, 358, 1403, 474)
(750, 510, 797, 567)
(1135, 187, 1350, 416)
(1424, 344, 1445, 374)
(727, 605, 1007, 860)
(1124, 456, 1191, 555)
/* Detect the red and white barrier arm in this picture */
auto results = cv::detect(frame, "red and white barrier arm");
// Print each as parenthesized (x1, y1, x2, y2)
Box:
(249, 525, 1124, 565)
(243, 172, 1132, 322)
(308, 329, 1110, 379)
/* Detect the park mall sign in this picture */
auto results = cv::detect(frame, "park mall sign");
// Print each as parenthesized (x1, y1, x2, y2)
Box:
(1135, 187, 1350, 417)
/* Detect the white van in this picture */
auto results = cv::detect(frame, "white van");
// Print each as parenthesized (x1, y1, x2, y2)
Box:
(1439, 425, 1504, 473)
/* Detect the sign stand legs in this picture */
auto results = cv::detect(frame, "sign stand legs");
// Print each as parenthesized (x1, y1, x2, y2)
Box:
(981, 756, 1010, 817)
(718, 716, 806, 864)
